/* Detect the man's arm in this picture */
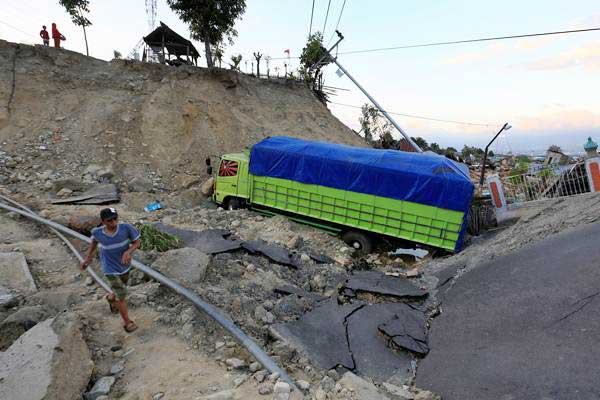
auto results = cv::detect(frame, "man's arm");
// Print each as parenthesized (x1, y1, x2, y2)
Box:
(80, 239, 98, 269)
(121, 239, 140, 266)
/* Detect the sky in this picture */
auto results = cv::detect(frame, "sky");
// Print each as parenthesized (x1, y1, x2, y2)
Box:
(1, 0, 599, 154)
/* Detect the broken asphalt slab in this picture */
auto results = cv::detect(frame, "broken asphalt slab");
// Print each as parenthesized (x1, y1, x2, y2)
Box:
(272, 299, 428, 383)
(417, 222, 600, 400)
(154, 224, 301, 267)
(271, 299, 361, 370)
(49, 183, 119, 205)
(274, 285, 326, 302)
(345, 270, 427, 299)
(154, 223, 242, 254)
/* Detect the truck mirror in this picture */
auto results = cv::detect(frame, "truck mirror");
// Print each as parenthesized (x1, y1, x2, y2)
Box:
(206, 166, 213, 175)
(205, 157, 211, 166)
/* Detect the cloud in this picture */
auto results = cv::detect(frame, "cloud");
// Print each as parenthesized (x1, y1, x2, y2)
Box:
(441, 42, 508, 65)
(517, 41, 600, 71)
(515, 108, 600, 131)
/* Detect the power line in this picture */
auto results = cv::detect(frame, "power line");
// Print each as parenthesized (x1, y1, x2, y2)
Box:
(308, 0, 315, 37)
(327, 0, 348, 45)
(339, 27, 600, 55)
(322, 0, 331, 35)
(330, 101, 496, 127)
(0, 19, 38, 41)
(269, 25, 600, 60)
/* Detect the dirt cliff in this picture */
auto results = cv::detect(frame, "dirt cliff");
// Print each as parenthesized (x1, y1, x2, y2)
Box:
(0, 40, 363, 192)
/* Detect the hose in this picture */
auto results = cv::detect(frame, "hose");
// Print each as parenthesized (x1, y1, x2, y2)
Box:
(0, 194, 111, 293)
(0, 200, 298, 389)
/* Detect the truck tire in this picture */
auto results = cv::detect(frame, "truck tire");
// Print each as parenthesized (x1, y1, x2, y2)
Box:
(226, 197, 244, 210)
(342, 231, 373, 256)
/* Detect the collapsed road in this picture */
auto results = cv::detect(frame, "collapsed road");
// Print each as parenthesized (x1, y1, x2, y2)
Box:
(417, 222, 600, 400)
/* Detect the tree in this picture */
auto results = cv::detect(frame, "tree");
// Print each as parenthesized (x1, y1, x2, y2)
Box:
(548, 144, 562, 153)
(166, 0, 246, 68)
(299, 32, 330, 92)
(488, 150, 495, 157)
(230, 54, 242, 71)
(59, 0, 91, 56)
(429, 142, 442, 154)
(412, 137, 430, 151)
(253, 52, 262, 77)
(359, 104, 392, 145)
(113, 50, 122, 59)
(213, 45, 224, 68)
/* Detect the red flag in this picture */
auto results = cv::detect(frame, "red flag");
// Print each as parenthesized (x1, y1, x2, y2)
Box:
(284, 49, 290, 55)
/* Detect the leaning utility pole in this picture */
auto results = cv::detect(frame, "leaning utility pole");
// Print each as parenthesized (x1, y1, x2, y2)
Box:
(313, 31, 423, 153)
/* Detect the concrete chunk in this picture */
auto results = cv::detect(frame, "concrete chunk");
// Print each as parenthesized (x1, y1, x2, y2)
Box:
(0, 312, 93, 400)
(0, 252, 37, 295)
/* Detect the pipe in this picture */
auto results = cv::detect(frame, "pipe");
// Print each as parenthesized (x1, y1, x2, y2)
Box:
(0, 201, 298, 390)
(0, 195, 112, 293)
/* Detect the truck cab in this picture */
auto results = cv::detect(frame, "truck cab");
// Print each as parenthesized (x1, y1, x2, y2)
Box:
(212, 151, 250, 209)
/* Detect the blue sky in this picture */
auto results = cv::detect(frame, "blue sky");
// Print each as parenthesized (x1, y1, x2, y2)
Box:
(1, 0, 599, 154)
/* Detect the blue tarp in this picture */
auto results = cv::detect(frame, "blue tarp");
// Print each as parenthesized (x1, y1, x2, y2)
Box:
(250, 136, 474, 213)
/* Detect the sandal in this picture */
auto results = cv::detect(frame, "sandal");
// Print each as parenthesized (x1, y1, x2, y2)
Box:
(106, 295, 119, 314)
(124, 321, 138, 333)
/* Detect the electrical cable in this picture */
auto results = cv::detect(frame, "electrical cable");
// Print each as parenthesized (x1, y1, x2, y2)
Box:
(308, 0, 315, 38)
(330, 101, 496, 127)
(339, 26, 600, 55)
(327, 0, 347, 45)
(0, 19, 38, 41)
(269, 26, 600, 60)
(322, 0, 331, 35)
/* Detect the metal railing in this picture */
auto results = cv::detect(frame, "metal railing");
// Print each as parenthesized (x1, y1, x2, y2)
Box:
(504, 163, 590, 204)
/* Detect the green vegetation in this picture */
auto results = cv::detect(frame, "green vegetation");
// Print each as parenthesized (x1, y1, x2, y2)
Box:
(167, 0, 246, 67)
(509, 161, 529, 177)
(138, 225, 183, 252)
(59, 0, 91, 56)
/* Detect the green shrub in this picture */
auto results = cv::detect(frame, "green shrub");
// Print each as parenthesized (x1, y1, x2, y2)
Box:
(138, 224, 183, 252)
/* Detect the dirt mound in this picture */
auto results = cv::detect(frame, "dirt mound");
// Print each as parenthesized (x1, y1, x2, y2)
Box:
(0, 40, 364, 193)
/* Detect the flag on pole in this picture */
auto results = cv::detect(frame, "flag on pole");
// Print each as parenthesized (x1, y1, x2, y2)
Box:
(284, 49, 290, 56)
(335, 68, 344, 77)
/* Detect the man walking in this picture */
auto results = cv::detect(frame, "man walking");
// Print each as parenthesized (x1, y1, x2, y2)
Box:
(39, 25, 49, 46)
(81, 208, 140, 332)
(51, 23, 66, 48)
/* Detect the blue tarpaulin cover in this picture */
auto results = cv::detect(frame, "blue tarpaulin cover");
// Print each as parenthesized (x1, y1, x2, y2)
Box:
(249, 136, 474, 214)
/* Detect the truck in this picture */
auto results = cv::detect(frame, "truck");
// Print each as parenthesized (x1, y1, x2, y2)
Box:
(210, 136, 474, 254)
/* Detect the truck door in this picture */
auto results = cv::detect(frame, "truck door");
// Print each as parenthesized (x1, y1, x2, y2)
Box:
(217, 158, 240, 199)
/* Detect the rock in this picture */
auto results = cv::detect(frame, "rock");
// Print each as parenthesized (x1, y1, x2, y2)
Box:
(197, 389, 235, 400)
(225, 357, 246, 369)
(273, 381, 291, 400)
(249, 361, 261, 372)
(286, 235, 303, 249)
(255, 305, 276, 324)
(0, 252, 37, 296)
(297, 380, 310, 391)
(382, 382, 414, 399)
(300, 253, 311, 262)
(0, 313, 93, 400)
(173, 174, 201, 190)
(152, 392, 165, 400)
(314, 388, 327, 400)
(327, 369, 340, 381)
(109, 362, 124, 375)
(152, 248, 211, 284)
(85, 376, 115, 400)
(128, 293, 147, 307)
(68, 213, 102, 234)
(254, 370, 269, 383)
(56, 188, 73, 197)
(320, 376, 335, 392)
(234, 374, 249, 387)
(258, 383, 272, 395)
(0, 286, 18, 309)
(413, 389, 441, 400)
(200, 177, 215, 196)
(85, 277, 95, 286)
(27, 288, 82, 313)
(0, 305, 51, 350)
(127, 176, 153, 192)
(338, 372, 390, 400)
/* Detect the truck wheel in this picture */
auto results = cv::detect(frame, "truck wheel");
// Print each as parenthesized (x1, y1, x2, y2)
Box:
(342, 231, 373, 256)
(226, 197, 244, 210)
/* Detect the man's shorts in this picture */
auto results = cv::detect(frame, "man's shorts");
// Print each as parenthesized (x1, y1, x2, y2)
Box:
(106, 273, 129, 300)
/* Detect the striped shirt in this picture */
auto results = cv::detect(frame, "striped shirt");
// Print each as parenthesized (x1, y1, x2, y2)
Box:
(91, 223, 140, 275)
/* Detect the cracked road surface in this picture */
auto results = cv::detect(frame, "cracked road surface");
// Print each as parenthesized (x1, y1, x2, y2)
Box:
(417, 222, 600, 400)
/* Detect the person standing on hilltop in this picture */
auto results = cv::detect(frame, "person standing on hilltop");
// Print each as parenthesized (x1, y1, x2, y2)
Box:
(51, 23, 66, 48)
(39, 25, 49, 46)
(81, 208, 140, 333)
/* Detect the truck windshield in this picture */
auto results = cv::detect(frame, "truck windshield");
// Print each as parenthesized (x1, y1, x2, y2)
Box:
(218, 160, 238, 177)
